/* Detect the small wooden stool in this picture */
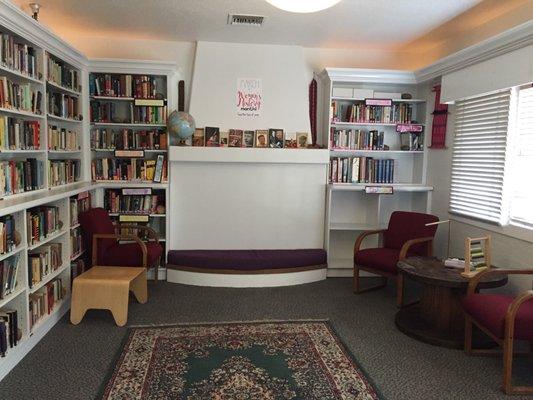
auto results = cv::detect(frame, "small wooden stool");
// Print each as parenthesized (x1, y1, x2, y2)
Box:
(70, 266, 147, 327)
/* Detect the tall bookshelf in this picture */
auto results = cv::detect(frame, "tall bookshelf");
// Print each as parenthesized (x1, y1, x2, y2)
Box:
(319, 68, 433, 277)
(88, 59, 177, 276)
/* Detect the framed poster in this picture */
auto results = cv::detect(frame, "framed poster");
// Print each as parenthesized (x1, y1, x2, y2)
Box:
(236, 78, 262, 118)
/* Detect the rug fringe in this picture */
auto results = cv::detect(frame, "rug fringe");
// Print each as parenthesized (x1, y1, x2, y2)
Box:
(127, 318, 329, 328)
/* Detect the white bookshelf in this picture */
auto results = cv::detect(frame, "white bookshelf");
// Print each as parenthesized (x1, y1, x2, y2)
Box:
(319, 68, 433, 277)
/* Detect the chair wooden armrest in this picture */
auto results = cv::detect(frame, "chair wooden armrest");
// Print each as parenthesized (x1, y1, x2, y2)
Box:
(92, 233, 148, 267)
(467, 268, 533, 295)
(506, 289, 533, 329)
(398, 236, 434, 260)
(116, 224, 159, 244)
(353, 229, 387, 254)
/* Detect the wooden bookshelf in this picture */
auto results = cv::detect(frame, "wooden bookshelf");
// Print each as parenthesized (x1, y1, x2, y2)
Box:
(319, 68, 433, 277)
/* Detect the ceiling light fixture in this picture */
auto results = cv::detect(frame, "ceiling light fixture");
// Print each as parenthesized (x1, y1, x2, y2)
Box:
(28, 3, 41, 21)
(265, 0, 342, 13)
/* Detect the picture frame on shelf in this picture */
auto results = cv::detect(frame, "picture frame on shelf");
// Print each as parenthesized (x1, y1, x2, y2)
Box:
(296, 132, 309, 148)
(205, 127, 220, 147)
(219, 131, 229, 147)
(284, 132, 297, 148)
(243, 130, 254, 147)
(193, 128, 205, 147)
(269, 129, 284, 148)
(255, 130, 268, 148)
(228, 129, 243, 147)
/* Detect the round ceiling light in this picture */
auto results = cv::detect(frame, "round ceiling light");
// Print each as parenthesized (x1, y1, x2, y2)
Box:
(265, 0, 342, 13)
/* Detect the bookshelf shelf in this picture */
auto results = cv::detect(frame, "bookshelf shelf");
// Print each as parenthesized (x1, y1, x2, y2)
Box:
(0, 64, 43, 85)
(330, 149, 424, 156)
(329, 183, 433, 192)
(28, 263, 70, 294)
(91, 122, 166, 128)
(90, 95, 134, 101)
(93, 180, 168, 187)
(46, 80, 81, 96)
(0, 107, 44, 119)
(0, 286, 26, 309)
(46, 114, 82, 124)
(0, 149, 46, 154)
(331, 97, 426, 104)
(47, 150, 82, 154)
(27, 229, 67, 251)
(0, 245, 26, 263)
(329, 222, 386, 231)
(92, 148, 167, 153)
(70, 249, 85, 262)
(109, 213, 166, 218)
(70, 222, 80, 230)
(331, 122, 425, 128)
(29, 295, 70, 334)
(0, 187, 47, 202)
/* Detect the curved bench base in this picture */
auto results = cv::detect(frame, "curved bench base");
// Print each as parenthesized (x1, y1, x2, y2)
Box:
(166, 265, 327, 288)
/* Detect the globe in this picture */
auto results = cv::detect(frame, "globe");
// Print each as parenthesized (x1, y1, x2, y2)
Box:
(167, 110, 196, 145)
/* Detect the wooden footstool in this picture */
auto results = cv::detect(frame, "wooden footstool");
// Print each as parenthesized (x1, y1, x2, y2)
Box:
(70, 266, 147, 327)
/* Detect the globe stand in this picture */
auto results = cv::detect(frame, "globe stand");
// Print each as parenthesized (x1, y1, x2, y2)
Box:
(177, 139, 191, 146)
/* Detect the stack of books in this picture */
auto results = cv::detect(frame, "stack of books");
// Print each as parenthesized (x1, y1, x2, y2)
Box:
(29, 278, 65, 329)
(0, 33, 39, 78)
(47, 125, 79, 151)
(28, 243, 62, 288)
(330, 128, 385, 150)
(0, 77, 42, 114)
(0, 158, 45, 196)
(46, 57, 79, 91)
(330, 157, 395, 184)
(47, 92, 78, 119)
(0, 116, 40, 150)
(90, 74, 134, 97)
(26, 206, 60, 245)
(91, 128, 167, 150)
(48, 159, 80, 187)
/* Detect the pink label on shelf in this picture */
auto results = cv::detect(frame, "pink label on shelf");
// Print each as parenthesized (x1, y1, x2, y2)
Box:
(396, 124, 424, 133)
(365, 98, 392, 106)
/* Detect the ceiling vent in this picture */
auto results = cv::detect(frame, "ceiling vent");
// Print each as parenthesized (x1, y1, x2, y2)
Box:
(228, 14, 265, 27)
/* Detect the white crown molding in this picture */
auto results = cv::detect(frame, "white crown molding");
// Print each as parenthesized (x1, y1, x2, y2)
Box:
(415, 20, 533, 82)
(0, 0, 88, 68)
(88, 58, 179, 75)
(321, 67, 417, 84)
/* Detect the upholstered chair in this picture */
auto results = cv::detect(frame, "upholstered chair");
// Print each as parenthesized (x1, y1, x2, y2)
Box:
(78, 208, 163, 281)
(353, 211, 439, 306)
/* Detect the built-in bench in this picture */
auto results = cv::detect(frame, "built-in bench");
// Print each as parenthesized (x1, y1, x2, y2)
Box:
(166, 249, 327, 287)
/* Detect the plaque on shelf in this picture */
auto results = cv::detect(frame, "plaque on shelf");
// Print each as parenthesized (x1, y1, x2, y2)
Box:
(396, 123, 424, 133)
(365, 98, 392, 107)
(118, 214, 150, 223)
(114, 149, 145, 158)
(365, 186, 394, 194)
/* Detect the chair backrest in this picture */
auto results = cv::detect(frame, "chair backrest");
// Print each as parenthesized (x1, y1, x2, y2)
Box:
(78, 207, 117, 264)
(384, 211, 439, 255)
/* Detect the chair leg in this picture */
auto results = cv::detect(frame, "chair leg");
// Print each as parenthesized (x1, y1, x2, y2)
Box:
(396, 273, 404, 308)
(502, 334, 514, 394)
(353, 264, 360, 293)
(464, 315, 473, 355)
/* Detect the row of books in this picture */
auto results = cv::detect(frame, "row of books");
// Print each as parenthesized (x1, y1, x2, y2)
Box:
(0, 116, 40, 150)
(0, 215, 16, 255)
(0, 159, 45, 197)
(26, 206, 60, 246)
(330, 157, 395, 184)
(330, 128, 385, 150)
(28, 243, 62, 288)
(0, 77, 42, 114)
(90, 102, 167, 124)
(0, 33, 39, 79)
(331, 101, 413, 124)
(91, 157, 167, 182)
(0, 255, 19, 299)
(105, 191, 164, 215)
(90, 74, 160, 99)
(48, 159, 80, 187)
(71, 259, 86, 283)
(91, 128, 167, 151)
(48, 125, 79, 151)
(46, 56, 80, 92)
(70, 227, 83, 258)
(194, 127, 311, 149)
(29, 278, 65, 329)
(0, 309, 19, 357)
(70, 193, 91, 226)
(47, 92, 79, 120)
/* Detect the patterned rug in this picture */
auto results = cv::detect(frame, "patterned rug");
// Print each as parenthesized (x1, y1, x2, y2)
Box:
(101, 320, 381, 399)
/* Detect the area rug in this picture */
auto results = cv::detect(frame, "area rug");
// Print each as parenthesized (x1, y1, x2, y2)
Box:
(102, 320, 381, 399)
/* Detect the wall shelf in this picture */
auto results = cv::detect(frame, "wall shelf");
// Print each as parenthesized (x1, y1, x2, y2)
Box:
(46, 80, 81, 96)
(0, 107, 44, 119)
(0, 64, 43, 85)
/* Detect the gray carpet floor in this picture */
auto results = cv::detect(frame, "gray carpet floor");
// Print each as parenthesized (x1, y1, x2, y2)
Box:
(0, 278, 531, 400)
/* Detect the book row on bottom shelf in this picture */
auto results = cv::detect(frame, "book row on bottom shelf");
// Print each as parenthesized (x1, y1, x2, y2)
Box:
(330, 157, 395, 184)
(91, 128, 167, 151)
(0, 308, 20, 358)
(91, 157, 167, 182)
(26, 205, 61, 246)
(0, 116, 40, 150)
(29, 277, 65, 330)
(0, 76, 43, 114)
(48, 125, 79, 151)
(48, 159, 81, 187)
(1, 32, 40, 79)
(0, 158, 44, 197)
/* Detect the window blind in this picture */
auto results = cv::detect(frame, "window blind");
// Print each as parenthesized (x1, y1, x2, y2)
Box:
(509, 86, 533, 228)
(449, 90, 511, 224)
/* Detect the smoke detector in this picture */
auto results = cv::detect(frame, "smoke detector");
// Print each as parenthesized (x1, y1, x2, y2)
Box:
(227, 14, 265, 27)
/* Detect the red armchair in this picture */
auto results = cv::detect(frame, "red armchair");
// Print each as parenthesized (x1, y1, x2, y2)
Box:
(461, 269, 533, 395)
(353, 211, 439, 307)
(78, 208, 163, 282)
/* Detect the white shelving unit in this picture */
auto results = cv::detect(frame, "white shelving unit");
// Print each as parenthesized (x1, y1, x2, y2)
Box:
(319, 68, 433, 277)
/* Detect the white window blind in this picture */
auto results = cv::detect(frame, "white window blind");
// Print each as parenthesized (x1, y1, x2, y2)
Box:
(509, 86, 533, 228)
(449, 90, 511, 224)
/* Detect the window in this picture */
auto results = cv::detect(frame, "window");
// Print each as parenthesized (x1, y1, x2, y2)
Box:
(449, 90, 511, 224)
(508, 86, 533, 228)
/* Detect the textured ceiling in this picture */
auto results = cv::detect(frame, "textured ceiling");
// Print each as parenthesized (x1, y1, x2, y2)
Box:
(10, 0, 485, 50)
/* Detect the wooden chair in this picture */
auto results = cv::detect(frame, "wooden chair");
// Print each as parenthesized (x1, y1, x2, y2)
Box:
(78, 208, 163, 282)
(461, 268, 533, 395)
(353, 211, 439, 307)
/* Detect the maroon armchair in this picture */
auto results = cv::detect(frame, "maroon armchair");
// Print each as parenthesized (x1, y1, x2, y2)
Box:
(353, 211, 439, 306)
(461, 269, 533, 395)
(78, 208, 163, 282)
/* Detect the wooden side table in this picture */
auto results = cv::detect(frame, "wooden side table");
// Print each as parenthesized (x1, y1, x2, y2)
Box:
(396, 257, 507, 348)
(70, 266, 147, 327)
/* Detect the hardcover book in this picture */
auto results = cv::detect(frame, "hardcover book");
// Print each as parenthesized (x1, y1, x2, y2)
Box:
(243, 130, 254, 147)
(269, 129, 284, 148)
(255, 130, 268, 148)
(205, 127, 220, 147)
(228, 129, 243, 147)
(219, 131, 229, 147)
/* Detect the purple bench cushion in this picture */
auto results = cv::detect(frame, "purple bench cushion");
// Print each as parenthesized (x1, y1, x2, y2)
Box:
(167, 249, 327, 271)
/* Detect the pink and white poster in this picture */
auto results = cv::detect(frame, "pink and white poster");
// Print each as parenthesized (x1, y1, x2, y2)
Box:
(236, 78, 262, 118)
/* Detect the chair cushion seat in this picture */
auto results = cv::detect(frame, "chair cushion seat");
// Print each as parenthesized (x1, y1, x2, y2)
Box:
(461, 294, 533, 341)
(102, 242, 163, 267)
(167, 249, 327, 271)
(354, 247, 405, 275)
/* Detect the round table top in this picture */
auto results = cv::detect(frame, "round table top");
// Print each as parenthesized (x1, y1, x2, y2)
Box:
(397, 256, 508, 289)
